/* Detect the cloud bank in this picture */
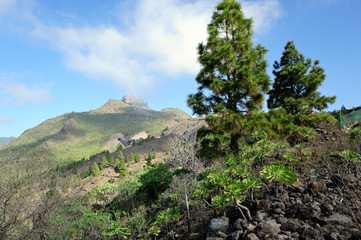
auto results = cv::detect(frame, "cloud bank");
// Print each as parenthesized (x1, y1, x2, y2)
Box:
(30, 0, 282, 94)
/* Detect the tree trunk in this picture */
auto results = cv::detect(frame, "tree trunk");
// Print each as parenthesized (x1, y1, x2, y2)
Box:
(230, 134, 240, 155)
(185, 192, 191, 236)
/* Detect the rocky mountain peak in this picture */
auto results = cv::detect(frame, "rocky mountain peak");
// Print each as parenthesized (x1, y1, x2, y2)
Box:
(121, 95, 147, 107)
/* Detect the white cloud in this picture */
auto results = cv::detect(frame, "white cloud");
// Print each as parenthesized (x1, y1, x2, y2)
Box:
(241, 0, 283, 33)
(0, 114, 12, 123)
(31, 0, 282, 94)
(0, 81, 52, 105)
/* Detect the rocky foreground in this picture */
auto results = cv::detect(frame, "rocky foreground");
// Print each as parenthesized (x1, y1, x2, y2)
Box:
(201, 124, 361, 240)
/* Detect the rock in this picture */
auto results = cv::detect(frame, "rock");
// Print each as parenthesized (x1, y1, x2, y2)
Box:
(256, 210, 268, 221)
(349, 229, 361, 240)
(311, 202, 321, 212)
(277, 217, 289, 225)
(292, 181, 306, 192)
(273, 208, 284, 215)
(283, 219, 301, 232)
(320, 203, 334, 213)
(228, 230, 243, 240)
(245, 223, 257, 231)
(217, 231, 228, 238)
(312, 210, 321, 218)
(255, 220, 281, 238)
(245, 233, 260, 240)
(297, 204, 314, 220)
(324, 232, 338, 240)
(233, 218, 246, 230)
(258, 199, 271, 211)
(327, 213, 353, 225)
(312, 216, 328, 226)
(271, 201, 285, 210)
(206, 238, 225, 240)
(208, 216, 229, 237)
(299, 226, 321, 240)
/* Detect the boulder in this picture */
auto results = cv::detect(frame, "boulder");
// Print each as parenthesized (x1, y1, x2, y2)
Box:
(327, 213, 353, 225)
(208, 216, 229, 237)
(245, 233, 260, 240)
(255, 220, 281, 238)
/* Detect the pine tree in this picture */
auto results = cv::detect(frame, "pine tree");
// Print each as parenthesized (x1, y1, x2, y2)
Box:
(117, 150, 124, 162)
(134, 153, 141, 163)
(188, 0, 270, 156)
(116, 158, 128, 178)
(107, 152, 115, 165)
(90, 162, 100, 177)
(99, 156, 109, 170)
(267, 41, 336, 118)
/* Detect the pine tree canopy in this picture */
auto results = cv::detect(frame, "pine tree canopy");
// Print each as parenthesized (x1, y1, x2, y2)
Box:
(188, 0, 270, 155)
(267, 41, 336, 115)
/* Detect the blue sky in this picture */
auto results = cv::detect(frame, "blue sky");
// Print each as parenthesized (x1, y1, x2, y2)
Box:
(0, 0, 360, 137)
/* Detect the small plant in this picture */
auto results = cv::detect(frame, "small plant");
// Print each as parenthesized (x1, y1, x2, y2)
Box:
(148, 207, 181, 238)
(260, 161, 297, 197)
(283, 152, 297, 162)
(350, 127, 361, 154)
(103, 222, 131, 239)
(340, 150, 361, 176)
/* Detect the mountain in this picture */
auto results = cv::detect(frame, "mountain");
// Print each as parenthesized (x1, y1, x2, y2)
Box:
(0, 137, 15, 147)
(0, 96, 193, 166)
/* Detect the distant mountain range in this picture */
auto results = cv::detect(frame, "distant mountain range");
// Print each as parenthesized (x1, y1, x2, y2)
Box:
(0, 96, 195, 167)
(0, 137, 15, 147)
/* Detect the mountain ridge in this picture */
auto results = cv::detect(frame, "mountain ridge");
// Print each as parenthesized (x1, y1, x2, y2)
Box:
(0, 96, 193, 166)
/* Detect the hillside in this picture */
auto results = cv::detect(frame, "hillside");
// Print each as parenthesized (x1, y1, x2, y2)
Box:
(0, 96, 196, 166)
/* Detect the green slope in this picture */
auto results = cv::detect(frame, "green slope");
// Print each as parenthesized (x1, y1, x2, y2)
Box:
(0, 98, 190, 166)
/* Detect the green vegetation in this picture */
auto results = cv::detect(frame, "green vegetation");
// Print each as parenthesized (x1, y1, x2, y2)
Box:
(187, 0, 270, 157)
(260, 161, 297, 196)
(0, 98, 191, 167)
(90, 162, 100, 177)
(1, 1, 358, 239)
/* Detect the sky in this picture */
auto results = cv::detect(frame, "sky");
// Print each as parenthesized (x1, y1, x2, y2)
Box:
(0, 0, 360, 137)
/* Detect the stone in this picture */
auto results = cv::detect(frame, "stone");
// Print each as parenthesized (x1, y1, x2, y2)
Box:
(311, 202, 321, 212)
(271, 201, 286, 210)
(273, 208, 284, 215)
(277, 217, 289, 225)
(349, 229, 361, 240)
(258, 199, 271, 211)
(229, 230, 243, 240)
(284, 219, 300, 232)
(324, 232, 338, 240)
(297, 204, 314, 220)
(320, 203, 334, 213)
(255, 220, 281, 238)
(245, 233, 260, 240)
(299, 226, 321, 240)
(327, 213, 353, 225)
(217, 231, 228, 238)
(233, 218, 246, 230)
(312, 216, 328, 226)
(292, 181, 306, 193)
(208, 216, 229, 237)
